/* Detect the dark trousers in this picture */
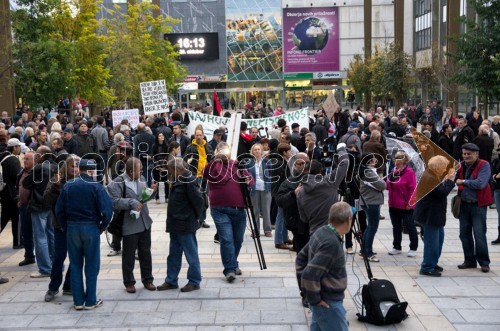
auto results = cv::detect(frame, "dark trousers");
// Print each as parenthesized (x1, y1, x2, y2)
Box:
(1, 197, 21, 247)
(291, 230, 309, 254)
(389, 207, 418, 251)
(111, 234, 122, 252)
(49, 228, 71, 292)
(122, 228, 154, 286)
(19, 204, 35, 259)
(270, 198, 277, 226)
(345, 210, 367, 249)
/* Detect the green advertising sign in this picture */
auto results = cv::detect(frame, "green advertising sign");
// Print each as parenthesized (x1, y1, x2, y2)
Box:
(283, 72, 313, 80)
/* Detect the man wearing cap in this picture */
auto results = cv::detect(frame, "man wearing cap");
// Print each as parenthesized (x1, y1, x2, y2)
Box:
(0, 138, 23, 248)
(56, 158, 113, 310)
(456, 143, 493, 273)
(339, 122, 362, 153)
(62, 127, 78, 155)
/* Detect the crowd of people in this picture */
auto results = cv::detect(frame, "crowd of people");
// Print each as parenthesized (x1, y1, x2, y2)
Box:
(0, 100, 499, 327)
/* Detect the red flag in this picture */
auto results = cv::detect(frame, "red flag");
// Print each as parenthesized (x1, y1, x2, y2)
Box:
(213, 90, 222, 116)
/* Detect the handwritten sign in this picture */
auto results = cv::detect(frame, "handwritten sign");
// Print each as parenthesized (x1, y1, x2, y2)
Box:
(140, 79, 169, 115)
(112, 109, 140, 129)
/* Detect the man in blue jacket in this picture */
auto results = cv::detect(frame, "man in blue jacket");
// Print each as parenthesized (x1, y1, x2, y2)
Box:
(55, 159, 113, 310)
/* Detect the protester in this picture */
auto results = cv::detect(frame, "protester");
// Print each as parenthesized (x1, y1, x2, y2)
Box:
(386, 151, 418, 257)
(0, 138, 23, 249)
(107, 157, 157, 293)
(43, 155, 81, 301)
(151, 132, 170, 203)
(203, 142, 253, 282)
(456, 143, 493, 272)
(414, 156, 455, 277)
(359, 155, 386, 262)
(17, 151, 36, 266)
(491, 155, 500, 244)
(55, 159, 113, 310)
(23, 146, 58, 278)
(246, 143, 273, 237)
(296, 201, 352, 331)
(157, 157, 204, 292)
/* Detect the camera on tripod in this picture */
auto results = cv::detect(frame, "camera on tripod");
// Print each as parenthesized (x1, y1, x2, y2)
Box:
(319, 136, 337, 168)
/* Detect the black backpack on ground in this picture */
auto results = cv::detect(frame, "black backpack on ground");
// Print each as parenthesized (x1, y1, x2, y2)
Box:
(357, 279, 408, 325)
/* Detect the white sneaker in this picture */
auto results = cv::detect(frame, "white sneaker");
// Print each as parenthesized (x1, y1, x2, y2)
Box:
(30, 272, 50, 278)
(107, 250, 121, 257)
(407, 250, 417, 257)
(388, 249, 402, 255)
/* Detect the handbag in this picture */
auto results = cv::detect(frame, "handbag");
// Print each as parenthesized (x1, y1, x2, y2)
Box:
(451, 195, 461, 219)
(107, 181, 126, 236)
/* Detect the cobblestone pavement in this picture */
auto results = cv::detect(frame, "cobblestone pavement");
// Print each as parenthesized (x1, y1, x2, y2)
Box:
(0, 191, 499, 330)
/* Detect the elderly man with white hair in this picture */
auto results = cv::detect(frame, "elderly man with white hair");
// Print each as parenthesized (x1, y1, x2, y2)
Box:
(472, 124, 494, 163)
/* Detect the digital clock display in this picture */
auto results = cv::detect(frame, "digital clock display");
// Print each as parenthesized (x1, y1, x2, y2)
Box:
(164, 33, 219, 61)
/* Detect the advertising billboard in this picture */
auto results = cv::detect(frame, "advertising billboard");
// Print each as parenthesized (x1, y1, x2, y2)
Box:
(164, 33, 219, 61)
(283, 7, 339, 73)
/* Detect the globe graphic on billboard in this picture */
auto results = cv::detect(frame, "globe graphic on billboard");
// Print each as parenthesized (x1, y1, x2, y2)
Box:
(292, 17, 329, 53)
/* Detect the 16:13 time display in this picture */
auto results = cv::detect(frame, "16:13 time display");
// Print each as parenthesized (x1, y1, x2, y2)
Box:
(177, 37, 206, 49)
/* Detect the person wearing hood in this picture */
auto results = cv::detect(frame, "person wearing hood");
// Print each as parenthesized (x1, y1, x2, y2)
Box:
(297, 144, 349, 235)
(157, 157, 204, 292)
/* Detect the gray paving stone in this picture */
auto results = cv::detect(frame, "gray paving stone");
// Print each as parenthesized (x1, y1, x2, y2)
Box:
(431, 297, 482, 309)
(458, 309, 500, 323)
(169, 311, 216, 324)
(0, 301, 30, 314)
(28, 313, 82, 328)
(76, 312, 127, 328)
(113, 300, 160, 312)
(157, 299, 202, 312)
(215, 310, 261, 324)
(123, 311, 172, 326)
(202, 298, 244, 311)
(219, 287, 260, 299)
(0, 314, 36, 328)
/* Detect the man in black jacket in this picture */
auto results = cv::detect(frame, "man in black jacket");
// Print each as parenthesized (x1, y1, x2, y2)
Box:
(157, 157, 204, 292)
(169, 123, 189, 156)
(22, 146, 58, 278)
(473, 124, 494, 163)
(0, 139, 22, 248)
(134, 123, 155, 186)
(454, 118, 475, 160)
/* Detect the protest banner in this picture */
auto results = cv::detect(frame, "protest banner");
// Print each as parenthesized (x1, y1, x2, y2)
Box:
(186, 108, 310, 143)
(112, 109, 140, 129)
(186, 111, 234, 142)
(140, 79, 169, 115)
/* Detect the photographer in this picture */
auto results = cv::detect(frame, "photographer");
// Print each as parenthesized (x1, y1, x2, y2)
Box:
(297, 144, 349, 235)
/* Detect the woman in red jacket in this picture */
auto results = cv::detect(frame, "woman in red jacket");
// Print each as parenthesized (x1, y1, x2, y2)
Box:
(386, 151, 419, 257)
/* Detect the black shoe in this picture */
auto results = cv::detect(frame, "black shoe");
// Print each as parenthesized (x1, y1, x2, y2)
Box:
(180, 283, 200, 292)
(457, 262, 477, 269)
(434, 265, 444, 272)
(419, 270, 441, 277)
(301, 297, 308, 308)
(18, 258, 36, 266)
(201, 222, 210, 228)
(481, 265, 490, 273)
(492, 237, 500, 245)
(13, 245, 24, 250)
(214, 233, 220, 244)
(157, 282, 179, 291)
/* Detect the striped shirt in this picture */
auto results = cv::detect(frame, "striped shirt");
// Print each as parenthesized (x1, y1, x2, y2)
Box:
(295, 225, 347, 305)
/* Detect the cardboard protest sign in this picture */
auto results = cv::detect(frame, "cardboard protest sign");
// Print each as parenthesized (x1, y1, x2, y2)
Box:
(140, 79, 169, 115)
(112, 109, 140, 129)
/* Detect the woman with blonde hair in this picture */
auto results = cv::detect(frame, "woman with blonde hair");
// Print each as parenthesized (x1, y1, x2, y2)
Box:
(49, 122, 63, 143)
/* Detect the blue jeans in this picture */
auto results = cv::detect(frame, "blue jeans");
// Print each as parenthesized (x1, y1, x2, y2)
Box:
(494, 190, 500, 226)
(166, 232, 201, 286)
(389, 207, 418, 251)
(459, 202, 490, 267)
(19, 205, 35, 259)
(67, 223, 101, 307)
(49, 228, 71, 292)
(421, 224, 444, 273)
(361, 205, 381, 257)
(274, 207, 288, 245)
(31, 210, 54, 275)
(309, 300, 348, 331)
(211, 207, 246, 276)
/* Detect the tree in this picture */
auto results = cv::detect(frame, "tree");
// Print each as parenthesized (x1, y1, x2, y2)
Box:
(104, 1, 185, 107)
(346, 54, 371, 107)
(52, 0, 113, 107)
(11, 0, 72, 108)
(448, 0, 500, 114)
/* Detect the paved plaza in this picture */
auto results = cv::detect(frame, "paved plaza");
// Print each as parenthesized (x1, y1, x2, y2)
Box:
(0, 192, 499, 331)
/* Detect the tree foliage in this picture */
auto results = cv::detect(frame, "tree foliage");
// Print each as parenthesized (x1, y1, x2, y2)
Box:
(448, 0, 500, 104)
(104, 1, 185, 107)
(347, 43, 412, 108)
(11, 0, 71, 107)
